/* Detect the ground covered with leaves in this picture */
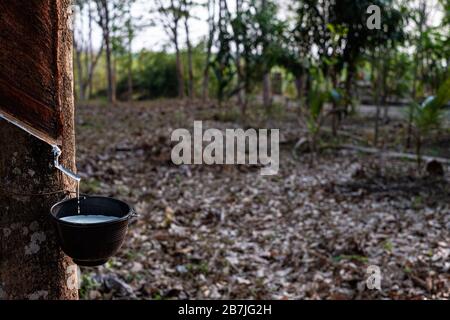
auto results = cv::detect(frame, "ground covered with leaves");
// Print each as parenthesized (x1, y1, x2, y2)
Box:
(75, 100, 449, 300)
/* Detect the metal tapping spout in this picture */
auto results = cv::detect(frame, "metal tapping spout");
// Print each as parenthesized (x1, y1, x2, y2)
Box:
(52, 145, 81, 182)
(0, 113, 81, 183)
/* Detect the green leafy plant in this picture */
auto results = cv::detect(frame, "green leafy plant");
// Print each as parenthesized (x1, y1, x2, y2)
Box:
(79, 274, 100, 299)
(408, 77, 450, 167)
(296, 81, 343, 155)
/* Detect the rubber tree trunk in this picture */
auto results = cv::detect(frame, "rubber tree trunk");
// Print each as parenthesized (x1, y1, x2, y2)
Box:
(88, 2, 95, 99)
(295, 75, 304, 107)
(330, 70, 338, 136)
(184, 16, 194, 100)
(127, 49, 133, 102)
(127, 25, 133, 102)
(202, 0, 216, 103)
(201, 65, 210, 102)
(263, 73, 272, 110)
(105, 5, 116, 104)
(74, 41, 85, 101)
(233, 0, 244, 109)
(374, 48, 383, 146)
(406, 0, 426, 149)
(0, 0, 78, 300)
(174, 37, 185, 99)
(98, 0, 116, 104)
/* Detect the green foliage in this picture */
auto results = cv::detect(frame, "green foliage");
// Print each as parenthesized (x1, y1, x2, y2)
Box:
(212, 0, 284, 100)
(250, 0, 286, 70)
(286, 0, 405, 110)
(117, 51, 179, 99)
(211, 0, 235, 103)
(385, 52, 414, 99)
(305, 86, 344, 131)
(79, 274, 100, 299)
(307, 89, 328, 124)
(416, 27, 449, 93)
(430, 77, 450, 109)
(300, 83, 341, 155)
(410, 77, 450, 133)
(410, 99, 442, 133)
(408, 77, 450, 165)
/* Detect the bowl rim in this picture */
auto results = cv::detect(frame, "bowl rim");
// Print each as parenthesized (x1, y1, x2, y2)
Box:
(50, 195, 134, 227)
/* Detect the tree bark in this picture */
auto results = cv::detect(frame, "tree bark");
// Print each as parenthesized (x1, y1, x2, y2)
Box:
(174, 32, 185, 99)
(126, 12, 134, 102)
(374, 47, 384, 147)
(202, 0, 216, 102)
(82, 43, 104, 100)
(113, 51, 117, 102)
(406, 0, 426, 148)
(184, 14, 194, 100)
(97, 0, 116, 104)
(202, 65, 210, 102)
(263, 72, 272, 110)
(382, 50, 390, 122)
(127, 47, 133, 102)
(330, 69, 338, 136)
(74, 40, 85, 101)
(105, 5, 116, 104)
(232, 0, 244, 108)
(88, 1, 94, 99)
(0, 0, 78, 300)
(261, 0, 271, 110)
(295, 75, 304, 107)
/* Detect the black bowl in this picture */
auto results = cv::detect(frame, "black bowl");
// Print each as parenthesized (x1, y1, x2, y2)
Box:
(50, 196, 135, 266)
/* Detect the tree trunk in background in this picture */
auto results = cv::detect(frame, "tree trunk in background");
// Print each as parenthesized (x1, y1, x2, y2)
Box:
(263, 73, 271, 110)
(374, 48, 383, 146)
(0, 0, 78, 299)
(331, 70, 338, 136)
(127, 11, 134, 102)
(127, 47, 133, 102)
(73, 5, 85, 102)
(295, 74, 304, 108)
(106, 4, 116, 104)
(184, 16, 194, 100)
(233, 0, 244, 108)
(113, 53, 117, 102)
(382, 50, 390, 122)
(174, 32, 185, 99)
(345, 64, 355, 113)
(82, 43, 104, 101)
(97, 0, 116, 104)
(261, 0, 271, 110)
(235, 60, 244, 107)
(406, 0, 426, 149)
(81, 6, 89, 101)
(74, 40, 85, 101)
(157, 0, 184, 99)
(202, 60, 211, 102)
(88, 1, 95, 99)
(202, 0, 216, 102)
